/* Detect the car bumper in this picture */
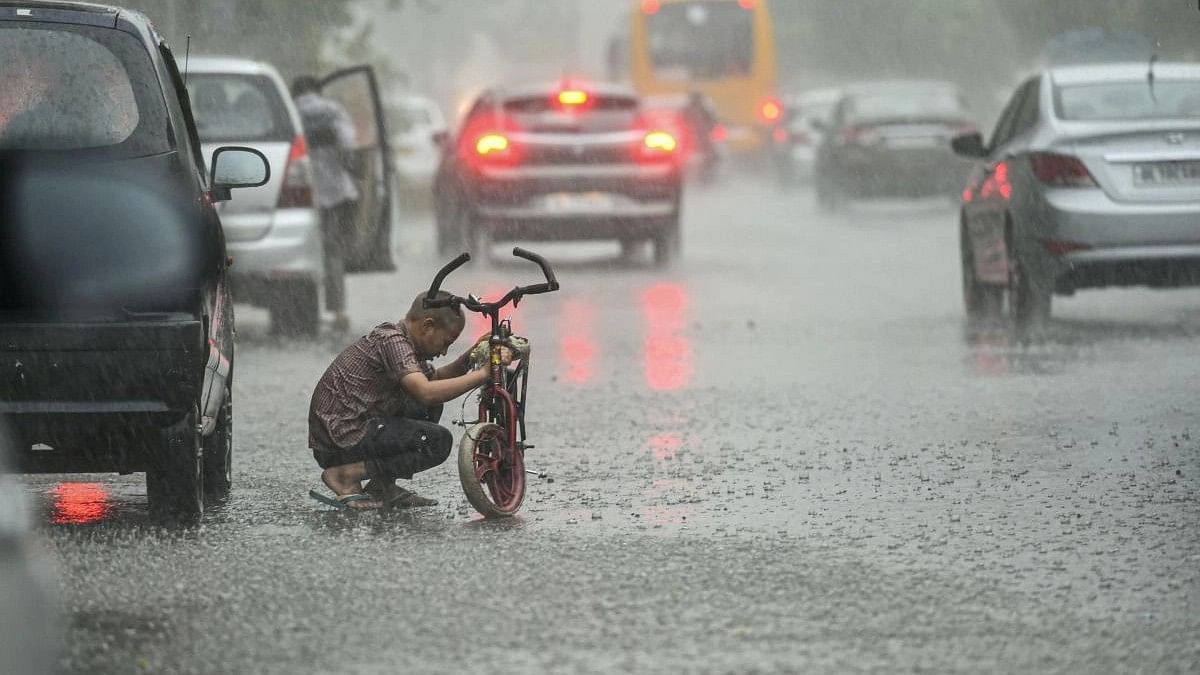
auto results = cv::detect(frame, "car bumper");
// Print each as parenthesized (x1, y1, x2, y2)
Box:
(226, 208, 322, 298)
(835, 146, 971, 194)
(1027, 188, 1200, 292)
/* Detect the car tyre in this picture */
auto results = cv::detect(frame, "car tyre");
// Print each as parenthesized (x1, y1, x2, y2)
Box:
(652, 215, 681, 268)
(961, 225, 1002, 319)
(269, 278, 320, 338)
(1007, 252, 1051, 329)
(147, 406, 203, 524)
(202, 387, 232, 503)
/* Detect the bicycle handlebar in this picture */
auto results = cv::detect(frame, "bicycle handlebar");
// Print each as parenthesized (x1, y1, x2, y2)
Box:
(422, 248, 560, 312)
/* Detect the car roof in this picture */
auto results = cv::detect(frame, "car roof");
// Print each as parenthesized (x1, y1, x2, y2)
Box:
(185, 55, 285, 78)
(493, 81, 639, 102)
(839, 80, 961, 97)
(0, 1, 156, 41)
(1048, 62, 1200, 86)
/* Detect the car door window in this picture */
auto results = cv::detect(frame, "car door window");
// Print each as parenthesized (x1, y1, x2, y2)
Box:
(987, 85, 1026, 152)
(1010, 77, 1041, 139)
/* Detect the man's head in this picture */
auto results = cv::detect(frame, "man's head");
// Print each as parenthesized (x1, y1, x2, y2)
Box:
(405, 290, 466, 359)
(291, 75, 321, 98)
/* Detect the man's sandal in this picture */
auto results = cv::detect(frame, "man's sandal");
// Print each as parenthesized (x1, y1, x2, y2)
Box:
(308, 490, 380, 510)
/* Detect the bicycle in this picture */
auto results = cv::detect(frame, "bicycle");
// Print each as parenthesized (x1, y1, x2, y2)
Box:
(423, 247, 559, 518)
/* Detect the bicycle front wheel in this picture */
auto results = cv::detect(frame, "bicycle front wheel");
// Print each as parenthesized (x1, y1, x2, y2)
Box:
(458, 422, 525, 518)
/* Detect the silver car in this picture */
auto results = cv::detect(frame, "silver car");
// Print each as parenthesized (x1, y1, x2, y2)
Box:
(186, 56, 323, 335)
(954, 62, 1200, 325)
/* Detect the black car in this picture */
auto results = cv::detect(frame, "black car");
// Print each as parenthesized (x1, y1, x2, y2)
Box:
(0, 1, 269, 522)
(814, 80, 978, 210)
(433, 82, 684, 265)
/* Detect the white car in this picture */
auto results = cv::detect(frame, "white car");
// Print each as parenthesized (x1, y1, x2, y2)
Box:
(388, 94, 447, 202)
(186, 56, 323, 335)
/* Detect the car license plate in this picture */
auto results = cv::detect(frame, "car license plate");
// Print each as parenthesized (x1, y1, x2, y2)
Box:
(1133, 160, 1200, 186)
(542, 192, 617, 213)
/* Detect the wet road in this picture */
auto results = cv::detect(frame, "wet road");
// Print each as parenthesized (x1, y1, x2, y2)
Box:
(25, 176, 1200, 673)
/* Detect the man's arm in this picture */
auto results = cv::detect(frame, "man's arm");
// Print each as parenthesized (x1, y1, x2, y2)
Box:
(401, 368, 488, 407)
(432, 351, 471, 381)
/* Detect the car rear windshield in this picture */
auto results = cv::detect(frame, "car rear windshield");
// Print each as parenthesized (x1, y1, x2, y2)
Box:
(1055, 80, 1200, 121)
(0, 23, 170, 155)
(845, 90, 967, 124)
(503, 95, 639, 133)
(187, 73, 293, 143)
(648, 1, 753, 81)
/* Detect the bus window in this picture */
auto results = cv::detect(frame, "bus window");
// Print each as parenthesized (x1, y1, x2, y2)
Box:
(647, 2, 753, 81)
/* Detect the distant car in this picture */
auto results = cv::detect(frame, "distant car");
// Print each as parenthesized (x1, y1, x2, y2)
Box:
(186, 56, 322, 335)
(953, 62, 1200, 325)
(771, 87, 840, 186)
(0, 1, 270, 521)
(433, 82, 684, 265)
(815, 80, 978, 209)
(387, 94, 447, 204)
(187, 58, 396, 335)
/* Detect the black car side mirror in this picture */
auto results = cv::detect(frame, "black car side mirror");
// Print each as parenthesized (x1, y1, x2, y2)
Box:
(951, 132, 988, 158)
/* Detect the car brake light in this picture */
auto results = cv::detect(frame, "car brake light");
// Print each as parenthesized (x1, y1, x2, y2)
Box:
(711, 124, 728, 142)
(278, 134, 313, 209)
(641, 0, 660, 15)
(475, 133, 510, 156)
(759, 98, 782, 123)
(557, 90, 588, 107)
(1030, 152, 1096, 187)
(643, 130, 677, 154)
(738, 0, 757, 8)
(772, 127, 788, 144)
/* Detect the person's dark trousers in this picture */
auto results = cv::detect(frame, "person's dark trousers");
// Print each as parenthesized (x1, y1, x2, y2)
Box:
(314, 402, 451, 481)
(319, 200, 357, 314)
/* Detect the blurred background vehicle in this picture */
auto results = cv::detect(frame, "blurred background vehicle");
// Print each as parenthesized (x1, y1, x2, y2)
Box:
(622, 0, 779, 158)
(187, 56, 324, 335)
(770, 86, 840, 186)
(814, 80, 979, 210)
(433, 82, 683, 265)
(640, 91, 724, 184)
(954, 62, 1200, 326)
(387, 93, 447, 210)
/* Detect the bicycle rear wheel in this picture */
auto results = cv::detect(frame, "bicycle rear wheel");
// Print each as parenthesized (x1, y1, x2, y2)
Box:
(458, 422, 525, 518)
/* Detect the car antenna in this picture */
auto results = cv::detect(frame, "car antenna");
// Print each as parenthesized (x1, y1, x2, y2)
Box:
(183, 35, 191, 86)
(1146, 52, 1158, 103)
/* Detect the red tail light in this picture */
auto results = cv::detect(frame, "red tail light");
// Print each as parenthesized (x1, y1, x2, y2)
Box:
(771, 127, 788, 144)
(759, 97, 782, 123)
(557, 90, 589, 107)
(711, 124, 728, 142)
(641, 0, 660, 15)
(738, 0, 758, 8)
(1030, 152, 1096, 187)
(475, 133, 510, 156)
(277, 134, 313, 209)
(640, 130, 678, 161)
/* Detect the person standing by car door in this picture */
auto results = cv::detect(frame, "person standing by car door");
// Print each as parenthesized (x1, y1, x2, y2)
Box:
(292, 76, 358, 334)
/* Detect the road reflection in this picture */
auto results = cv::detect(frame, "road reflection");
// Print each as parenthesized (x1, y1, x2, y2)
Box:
(642, 282, 692, 391)
(558, 298, 596, 385)
(50, 482, 112, 525)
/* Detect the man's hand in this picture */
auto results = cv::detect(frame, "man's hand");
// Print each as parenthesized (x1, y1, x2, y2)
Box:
(472, 345, 513, 369)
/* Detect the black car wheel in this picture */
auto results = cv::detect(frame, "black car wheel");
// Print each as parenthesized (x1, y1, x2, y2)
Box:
(269, 278, 320, 338)
(202, 388, 232, 503)
(147, 406, 203, 524)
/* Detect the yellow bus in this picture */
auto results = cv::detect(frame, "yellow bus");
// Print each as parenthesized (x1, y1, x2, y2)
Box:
(628, 0, 778, 153)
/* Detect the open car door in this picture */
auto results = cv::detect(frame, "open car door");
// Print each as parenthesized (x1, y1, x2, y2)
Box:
(318, 66, 395, 272)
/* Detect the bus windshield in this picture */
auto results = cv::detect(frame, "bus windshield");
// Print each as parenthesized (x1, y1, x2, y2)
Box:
(648, 2, 753, 81)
